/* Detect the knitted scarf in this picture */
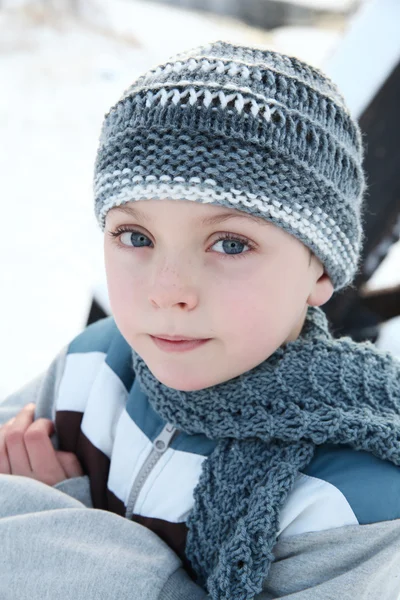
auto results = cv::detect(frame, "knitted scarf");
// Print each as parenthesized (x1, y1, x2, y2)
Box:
(131, 306, 400, 600)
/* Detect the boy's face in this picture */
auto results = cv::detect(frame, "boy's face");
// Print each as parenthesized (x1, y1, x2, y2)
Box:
(104, 199, 333, 391)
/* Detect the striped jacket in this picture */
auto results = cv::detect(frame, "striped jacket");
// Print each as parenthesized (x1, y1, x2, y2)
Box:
(32, 317, 400, 577)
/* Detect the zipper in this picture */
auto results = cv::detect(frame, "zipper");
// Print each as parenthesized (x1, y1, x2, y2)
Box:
(125, 423, 177, 519)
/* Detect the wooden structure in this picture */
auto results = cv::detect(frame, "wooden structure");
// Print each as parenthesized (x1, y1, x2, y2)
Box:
(321, 0, 400, 340)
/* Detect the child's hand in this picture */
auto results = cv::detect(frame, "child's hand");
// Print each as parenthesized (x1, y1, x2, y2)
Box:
(0, 403, 83, 486)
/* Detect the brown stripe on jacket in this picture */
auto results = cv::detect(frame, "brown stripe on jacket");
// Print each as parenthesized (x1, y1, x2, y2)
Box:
(55, 410, 194, 578)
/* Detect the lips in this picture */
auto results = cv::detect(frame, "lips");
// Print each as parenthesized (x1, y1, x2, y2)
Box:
(150, 336, 211, 352)
(153, 335, 205, 341)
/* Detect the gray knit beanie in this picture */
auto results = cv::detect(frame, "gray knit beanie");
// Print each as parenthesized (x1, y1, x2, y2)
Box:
(93, 40, 366, 291)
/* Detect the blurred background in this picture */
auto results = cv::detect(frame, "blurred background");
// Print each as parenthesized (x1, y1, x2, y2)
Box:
(1, 0, 399, 397)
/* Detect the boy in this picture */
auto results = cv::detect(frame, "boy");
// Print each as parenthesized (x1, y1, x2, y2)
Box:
(2, 40, 400, 600)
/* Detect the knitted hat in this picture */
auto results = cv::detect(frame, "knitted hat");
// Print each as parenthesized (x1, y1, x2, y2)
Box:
(93, 40, 366, 291)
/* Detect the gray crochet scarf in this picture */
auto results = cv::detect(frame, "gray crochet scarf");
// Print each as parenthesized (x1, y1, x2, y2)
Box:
(131, 306, 400, 600)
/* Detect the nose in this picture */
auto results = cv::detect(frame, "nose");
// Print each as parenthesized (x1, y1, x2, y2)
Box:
(148, 259, 199, 310)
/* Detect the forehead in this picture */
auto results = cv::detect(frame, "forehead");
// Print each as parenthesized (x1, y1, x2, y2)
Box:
(108, 200, 272, 229)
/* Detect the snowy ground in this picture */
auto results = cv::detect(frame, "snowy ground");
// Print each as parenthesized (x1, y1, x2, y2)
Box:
(1, 0, 398, 398)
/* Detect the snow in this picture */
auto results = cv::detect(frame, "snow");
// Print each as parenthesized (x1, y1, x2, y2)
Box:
(0, 0, 398, 398)
(376, 317, 400, 360)
(323, 0, 400, 119)
(268, 25, 341, 65)
(275, 0, 357, 11)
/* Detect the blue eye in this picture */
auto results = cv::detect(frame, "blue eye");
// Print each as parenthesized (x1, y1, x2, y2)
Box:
(211, 234, 251, 257)
(109, 228, 254, 259)
(120, 231, 152, 247)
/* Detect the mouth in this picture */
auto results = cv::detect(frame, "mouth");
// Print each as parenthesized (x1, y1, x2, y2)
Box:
(153, 334, 207, 341)
(150, 335, 211, 353)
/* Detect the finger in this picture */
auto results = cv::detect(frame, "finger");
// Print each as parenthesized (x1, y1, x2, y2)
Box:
(4, 404, 36, 475)
(24, 419, 67, 486)
(0, 422, 12, 474)
(56, 451, 84, 478)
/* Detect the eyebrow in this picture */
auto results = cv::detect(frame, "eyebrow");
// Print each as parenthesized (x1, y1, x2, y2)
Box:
(110, 203, 270, 228)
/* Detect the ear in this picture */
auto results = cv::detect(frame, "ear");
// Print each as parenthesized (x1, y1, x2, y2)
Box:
(307, 271, 334, 307)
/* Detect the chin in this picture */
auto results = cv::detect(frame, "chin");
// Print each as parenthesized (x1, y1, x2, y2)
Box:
(150, 365, 210, 392)
(161, 375, 208, 392)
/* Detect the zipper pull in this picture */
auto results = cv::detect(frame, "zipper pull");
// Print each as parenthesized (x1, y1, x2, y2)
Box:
(153, 423, 177, 453)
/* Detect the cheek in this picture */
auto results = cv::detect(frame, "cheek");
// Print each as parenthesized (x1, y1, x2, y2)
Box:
(213, 261, 308, 348)
(212, 279, 285, 370)
(104, 251, 143, 319)
(210, 273, 271, 335)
